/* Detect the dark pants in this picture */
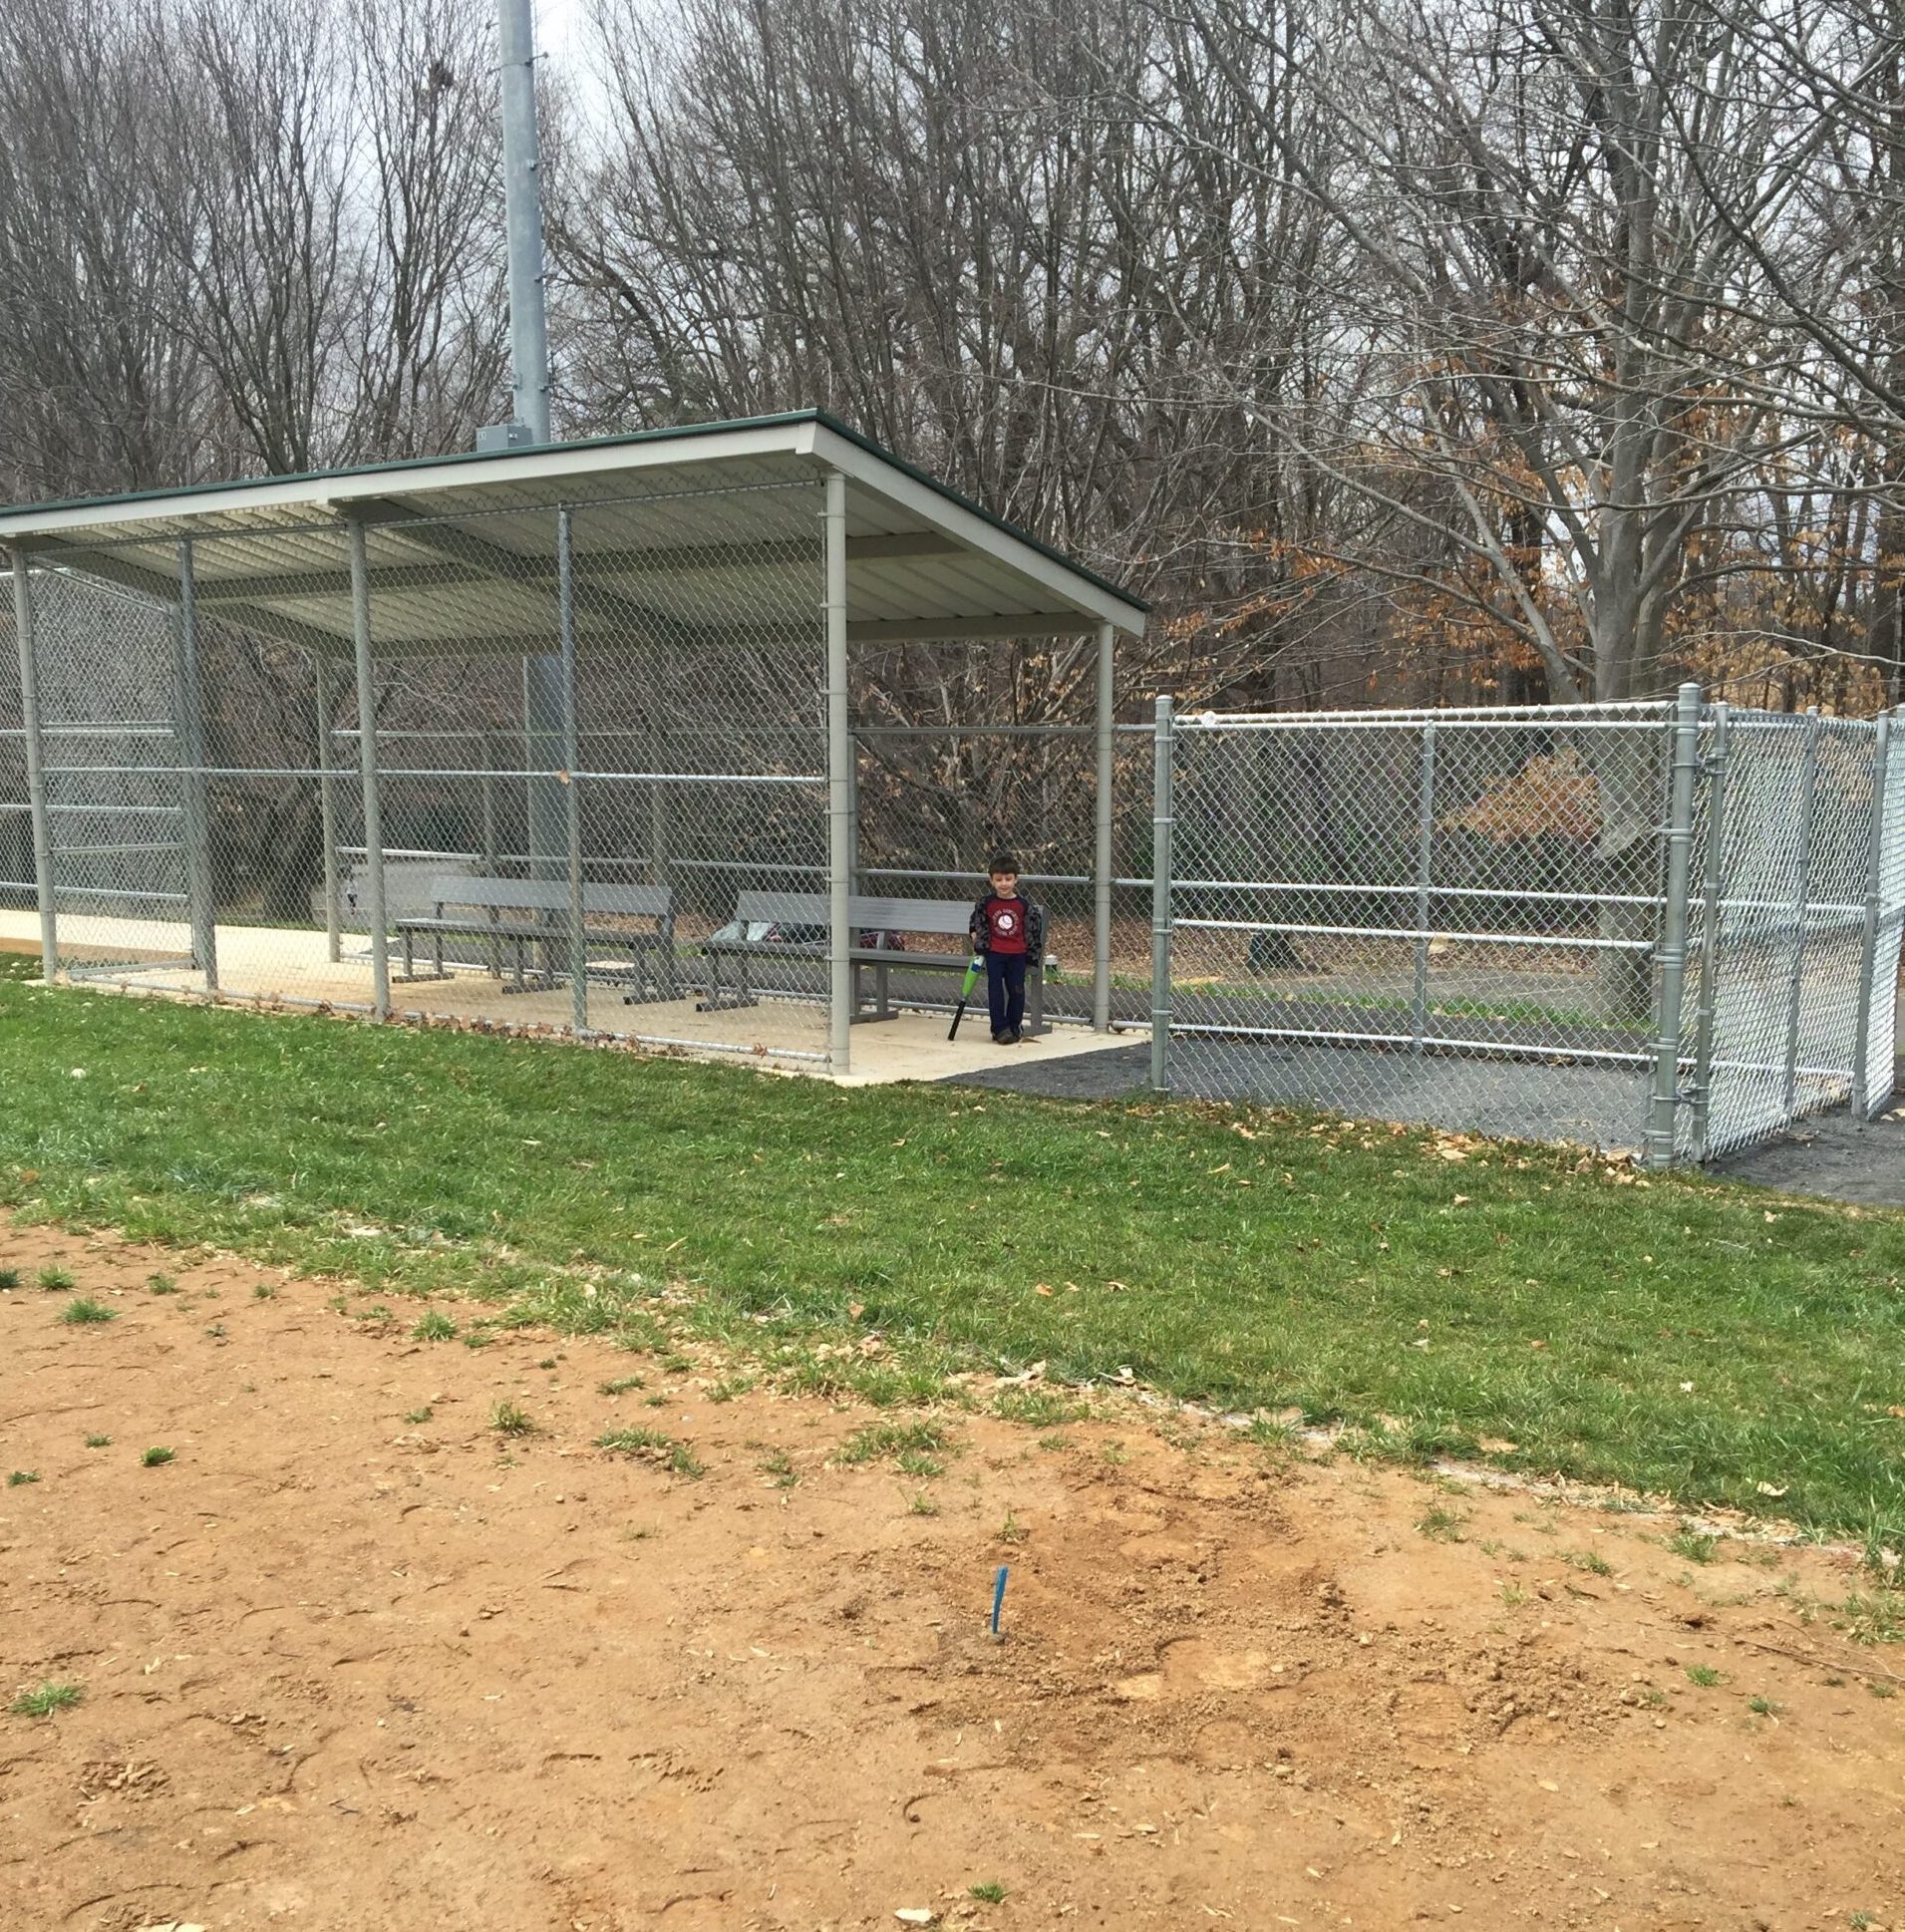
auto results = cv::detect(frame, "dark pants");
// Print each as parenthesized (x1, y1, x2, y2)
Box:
(986, 951, 1027, 1036)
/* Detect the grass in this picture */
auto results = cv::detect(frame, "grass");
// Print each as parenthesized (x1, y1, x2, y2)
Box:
(1670, 1527, 1719, 1564)
(403, 1406, 433, 1425)
(595, 1428, 705, 1478)
(60, 1297, 116, 1325)
(758, 1449, 796, 1488)
(413, 1310, 458, 1342)
(84, 1434, 110, 1448)
(1686, 1663, 1723, 1687)
(147, 1273, 177, 1294)
(836, 1421, 952, 1468)
(970, 1882, 1008, 1903)
(4, 975, 1905, 1536)
(11, 1681, 82, 1718)
(491, 1400, 536, 1437)
(141, 1446, 174, 1466)
(7, 1469, 38, 1486)
(35, 1264, 74, 1290)
(598, 1375, 646, 1396)
(0, 1268, 19, 1289)
(1417, 1504, 1466, 1543)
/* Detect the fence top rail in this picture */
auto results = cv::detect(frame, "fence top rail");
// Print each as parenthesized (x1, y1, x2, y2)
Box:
(1179, 701, 1678, 729)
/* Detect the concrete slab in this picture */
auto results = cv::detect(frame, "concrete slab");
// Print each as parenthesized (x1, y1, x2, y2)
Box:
(0, 908, 1139, 1088)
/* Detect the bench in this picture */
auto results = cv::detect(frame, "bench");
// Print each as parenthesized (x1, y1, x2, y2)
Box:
(394, 875, 675, 999)
(700, 889, 1046, 1034)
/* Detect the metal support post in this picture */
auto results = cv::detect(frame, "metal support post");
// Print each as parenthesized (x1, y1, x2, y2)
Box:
(1093, 620, 1115, 1032)
(1410, 720, 1436, 1055)
(11, 548, 57, 980)
(1688, 704, 1730, 1162)
(496, 0, 550, 445)
(1644, 683, 1703, 1169)
(174, 541, 218, 992)
(824, 472, 852, 1074)
(1149, 694, 1175, 1094)
(479, 730, 500, 973)
(1853, 709, 1893, 1120)
(1780, 710, 1824, 1123)
(557, 507, 588, 1036)
(315, 653, 342, 962)
(348, 520, 391, 1021)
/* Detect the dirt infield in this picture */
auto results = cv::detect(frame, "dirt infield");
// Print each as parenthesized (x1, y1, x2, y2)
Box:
(2, 1217, 1902, 1931)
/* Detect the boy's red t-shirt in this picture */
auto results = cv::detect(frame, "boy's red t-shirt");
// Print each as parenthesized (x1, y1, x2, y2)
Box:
(982, 895, 1030, 955)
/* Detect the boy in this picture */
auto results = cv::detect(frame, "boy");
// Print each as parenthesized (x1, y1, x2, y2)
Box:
(969, 852, 1044, 1045)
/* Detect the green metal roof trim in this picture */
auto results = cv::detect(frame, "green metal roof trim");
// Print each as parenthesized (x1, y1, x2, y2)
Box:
(0, 408, 1148, 614)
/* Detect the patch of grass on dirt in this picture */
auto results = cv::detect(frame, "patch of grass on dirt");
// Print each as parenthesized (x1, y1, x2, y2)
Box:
(490, 1400, 535, 1437)
(35, 1265, 74, 1291)
(836, 1420, 952, 1468)
(147, 1273, 177, 1294)
(598, 1375, 645, 1396)
(141, 1446, 174, 1466)
(1417, 1503, 1467, 1543)
(60, 1297, 116, 1325)
(403, 1406, 433, 1425)
(5, 977, 1905, 1534)
(8, 1469, 39, 1486)
(0, 1268, 19, 1289)
(595, 1428, 704, 1478)
(413, 1310, 458, 1342)
(1686, 1663, 1723, 1687)
(84, 1434, 110, 1448)
(1670, 1526, 1719, 1564)
(11, 1681, 82, 1718)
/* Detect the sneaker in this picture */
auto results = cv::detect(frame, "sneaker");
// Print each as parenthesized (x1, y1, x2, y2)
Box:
(1007, 1028, 1023, 1045)
(991, 1029, 1010, 1045)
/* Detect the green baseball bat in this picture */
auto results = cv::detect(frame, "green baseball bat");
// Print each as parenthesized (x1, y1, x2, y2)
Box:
(947, 954, 983, 1039)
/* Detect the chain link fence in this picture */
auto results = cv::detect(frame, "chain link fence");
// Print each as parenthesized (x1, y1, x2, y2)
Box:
(1155, 694, 1905, 1161)
(9, 541, 1902, 1165)
(5, 482, 839, 1065)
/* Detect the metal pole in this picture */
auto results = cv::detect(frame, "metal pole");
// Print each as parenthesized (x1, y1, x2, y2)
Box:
(1149, 694, 1175, 1094)
(348, 520, 391, 1021)
(1780, 710, 1824, 1123)
(315, 654, 341, 962)
(1688, 703, 1730, 1162)
(1644, 683, 1703, 1169)
(1410, 720, 1436, 1056)
(1093, 620, 1115, 1032)
(824, 472, 852, 1074)
(11, 549, 57, 980)
(1853, 709, 1892, 1120)
(174, 540, 218, 993)
(496, 0, 550, 445)
(557, 506, 588, 1036)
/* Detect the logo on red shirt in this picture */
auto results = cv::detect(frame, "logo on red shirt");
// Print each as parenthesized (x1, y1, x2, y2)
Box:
(985, 898, 1029, 955)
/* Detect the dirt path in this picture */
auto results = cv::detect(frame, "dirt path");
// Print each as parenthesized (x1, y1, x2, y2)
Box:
(2, 1216, 1901, 1931)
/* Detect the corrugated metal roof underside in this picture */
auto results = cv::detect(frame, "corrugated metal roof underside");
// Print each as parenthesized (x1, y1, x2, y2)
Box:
(4, 425, 1145, 650)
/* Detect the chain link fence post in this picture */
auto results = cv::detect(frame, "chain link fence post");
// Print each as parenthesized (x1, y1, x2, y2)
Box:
(1410, 719, 1436, 1055)
(1687, 702, 1731, 1163)
(1094, 620, 1115, 1032)
(1853, 707, 1893, 1120)
(10, 549, 56, 980)
(314, 653, 343, 962)
(1645, 683, 1704, 1169)
(1780, 710, 1824, 1122)
(174, 539, 219, 993)
(347, 517, 390, 1021)
(824, 471, 852, 1075)
(557, 505, 588, 1036)
(1149, 693, 1175, 1094)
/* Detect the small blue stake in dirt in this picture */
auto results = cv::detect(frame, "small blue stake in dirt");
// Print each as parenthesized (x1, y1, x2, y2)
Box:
(991, 1564, 1010, 1638)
